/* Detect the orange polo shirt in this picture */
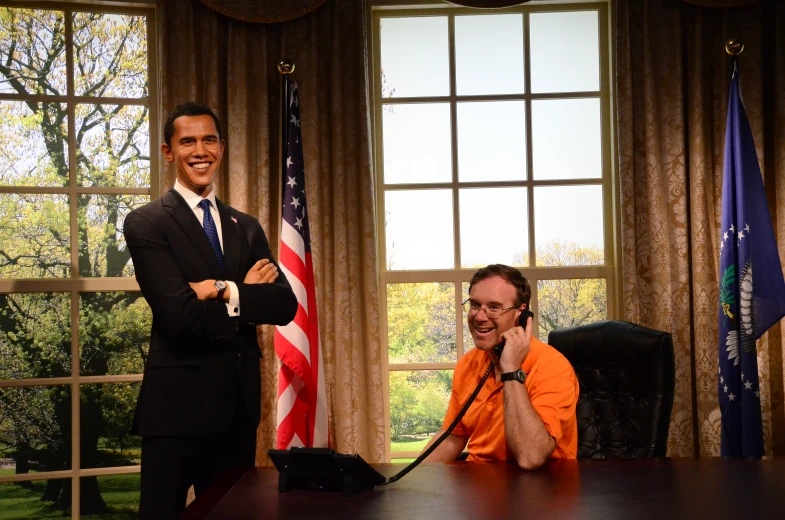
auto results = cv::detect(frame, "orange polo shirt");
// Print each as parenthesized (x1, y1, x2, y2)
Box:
(442, 337, 579, 462)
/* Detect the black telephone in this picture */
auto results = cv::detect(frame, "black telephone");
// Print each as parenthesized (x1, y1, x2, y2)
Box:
(492, 309, 534, 357)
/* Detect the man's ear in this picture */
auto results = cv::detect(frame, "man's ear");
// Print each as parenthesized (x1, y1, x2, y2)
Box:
(161, 142, 173, 162)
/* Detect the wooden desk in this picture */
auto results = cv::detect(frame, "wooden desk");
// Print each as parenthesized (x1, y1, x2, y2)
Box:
(181, 459, 785, 519)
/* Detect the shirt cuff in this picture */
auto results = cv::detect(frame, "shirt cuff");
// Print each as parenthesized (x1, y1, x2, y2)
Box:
(225, 281, 240, 316)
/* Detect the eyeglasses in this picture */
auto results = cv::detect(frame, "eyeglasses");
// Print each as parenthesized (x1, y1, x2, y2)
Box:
(461, 299, 519, 319)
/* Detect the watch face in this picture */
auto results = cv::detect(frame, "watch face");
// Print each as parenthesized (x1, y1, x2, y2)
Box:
(516, 370, 525, 383)
(215, 280, 227, 291)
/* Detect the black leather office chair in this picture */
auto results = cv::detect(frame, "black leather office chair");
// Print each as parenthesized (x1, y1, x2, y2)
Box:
(547, 320, 675, 460)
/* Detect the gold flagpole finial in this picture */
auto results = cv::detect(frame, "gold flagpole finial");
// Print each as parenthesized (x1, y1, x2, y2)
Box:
(278, 61, 295, 75)
(725, 38, 744, 56)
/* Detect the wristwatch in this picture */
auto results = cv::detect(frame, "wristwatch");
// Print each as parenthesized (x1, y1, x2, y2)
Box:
(501, 369, 526, 384)
(214, 280, 227, 299)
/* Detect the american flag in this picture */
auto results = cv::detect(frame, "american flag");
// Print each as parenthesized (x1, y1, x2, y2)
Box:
(275, 77, 329, 449)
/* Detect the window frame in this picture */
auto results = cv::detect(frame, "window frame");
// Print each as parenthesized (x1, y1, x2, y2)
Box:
(370, 0, 619, 461)
(0, 1, 159, 516)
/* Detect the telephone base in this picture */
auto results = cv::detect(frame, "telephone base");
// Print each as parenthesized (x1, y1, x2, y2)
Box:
(268, 447, 386, 497)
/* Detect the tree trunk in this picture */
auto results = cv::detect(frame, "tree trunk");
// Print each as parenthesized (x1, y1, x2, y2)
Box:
(41, 388, 71, 509)
(80, 476, 107, 514)
(41, 478, 64, 504)
(14, 447, 33, 489)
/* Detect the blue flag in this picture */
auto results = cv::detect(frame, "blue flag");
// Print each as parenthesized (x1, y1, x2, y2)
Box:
(718, 70, 785, 458)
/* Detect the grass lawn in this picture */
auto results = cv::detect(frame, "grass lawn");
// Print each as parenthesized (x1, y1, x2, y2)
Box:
(0, 474, 139, 520)
(391, 436, 430, 453)
(0, 480, 65, 519)
(391, 436, 432, 463)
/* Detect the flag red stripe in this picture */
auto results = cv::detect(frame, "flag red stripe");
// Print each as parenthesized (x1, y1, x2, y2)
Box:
(274, 328, 312, 392)
(279, 241, 306, 279)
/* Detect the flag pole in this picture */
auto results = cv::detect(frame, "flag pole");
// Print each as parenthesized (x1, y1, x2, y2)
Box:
(278, 60, 295, 210)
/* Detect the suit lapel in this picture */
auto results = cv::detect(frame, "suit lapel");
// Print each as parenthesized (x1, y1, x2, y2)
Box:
(216, 198, 242, 283)
(163, 189, 224, 277)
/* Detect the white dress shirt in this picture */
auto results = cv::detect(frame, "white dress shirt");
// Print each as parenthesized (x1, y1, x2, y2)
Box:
(174, 179, 240, 316)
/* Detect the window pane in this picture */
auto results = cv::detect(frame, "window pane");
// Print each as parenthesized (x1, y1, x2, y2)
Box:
(455, 14, 524, 95)
(385, 190, 453, 270)
(0, 101, 69, 187)
(388, 283, 455, 364)
(380, 17, 449, 98)
(532, 98, 602, 180)
(0, 194, 70, 278)
(81, 474, 140, 520)
(0, 293, 71, 379)
(389, 370, 453, 450)
(457, 101, 526, 182)
(538, 278, 607, 338)
(530, 11, 600, 93)
(382, 103, 451, 184)
(80, 292, 150, 376)
(78, 194, 148, 278)
(80, 383, 141, 469)
(534, 185, 604, 266)
(0, 386, 72, 474)
(73, 13, 148, 98)
(76, 104, 150, 188)
(0, 478, 72, 518)
(0, 9, 67, 95)
(460, 188, 528, 268)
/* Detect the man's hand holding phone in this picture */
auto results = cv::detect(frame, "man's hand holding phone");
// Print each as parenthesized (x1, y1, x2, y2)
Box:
(497, 311, 533, 373)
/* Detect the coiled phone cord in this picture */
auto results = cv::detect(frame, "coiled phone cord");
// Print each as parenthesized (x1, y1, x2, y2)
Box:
(382, 360, 495, 485)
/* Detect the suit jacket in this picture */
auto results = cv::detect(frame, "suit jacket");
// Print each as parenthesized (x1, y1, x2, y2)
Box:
(124, 189, 297, 437)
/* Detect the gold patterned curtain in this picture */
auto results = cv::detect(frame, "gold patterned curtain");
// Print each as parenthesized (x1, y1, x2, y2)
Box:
(159, 0, 385, 465)
(617, 0, 785, 457)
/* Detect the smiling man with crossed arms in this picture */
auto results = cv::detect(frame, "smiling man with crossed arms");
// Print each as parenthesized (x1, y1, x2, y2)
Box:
(124, 102, 297, 518)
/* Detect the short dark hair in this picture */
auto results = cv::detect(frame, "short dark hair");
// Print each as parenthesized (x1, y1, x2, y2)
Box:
(163, 102, 222, 147)
(468, 264, 531, 308)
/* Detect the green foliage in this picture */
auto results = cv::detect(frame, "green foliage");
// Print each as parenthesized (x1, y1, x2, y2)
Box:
(389, 371, 452, 440)
(0, 293, 71, 379)
(83, 383, 141, 465)
(387, 282, 456, 363)
(536, 240, 607, 337)
(0, 194, 70, 278)
(0, 387, 68, 463)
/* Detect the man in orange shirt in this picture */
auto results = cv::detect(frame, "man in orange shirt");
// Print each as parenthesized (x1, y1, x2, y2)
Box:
(422, 264, 579, 469)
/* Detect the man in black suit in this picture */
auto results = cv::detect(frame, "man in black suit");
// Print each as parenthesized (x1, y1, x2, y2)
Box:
(124, 102, 297, 519)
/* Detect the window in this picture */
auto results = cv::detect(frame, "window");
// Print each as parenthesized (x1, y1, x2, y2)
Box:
(371, 2, 616, 461)
(0, 4, 157, 517)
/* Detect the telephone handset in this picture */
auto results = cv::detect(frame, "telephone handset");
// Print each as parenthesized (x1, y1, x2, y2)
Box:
(492, 309, 534, 357)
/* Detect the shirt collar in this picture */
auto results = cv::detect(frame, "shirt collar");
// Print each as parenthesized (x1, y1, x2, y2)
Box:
(174, 178, 217, 211)
(472, 335, 543, 386)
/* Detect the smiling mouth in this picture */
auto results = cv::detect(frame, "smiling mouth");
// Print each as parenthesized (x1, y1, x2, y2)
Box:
(189, 162, 211, 170)
(474, 327, 493, 334)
